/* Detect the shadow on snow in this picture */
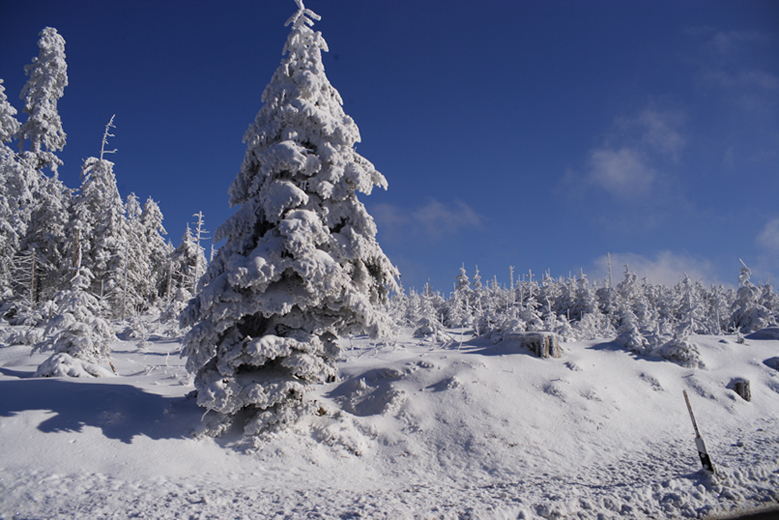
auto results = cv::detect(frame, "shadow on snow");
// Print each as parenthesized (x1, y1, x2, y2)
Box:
(0, 367, 200, 443)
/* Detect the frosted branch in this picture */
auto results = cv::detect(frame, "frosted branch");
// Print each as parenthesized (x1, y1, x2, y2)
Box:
(285, 0, 320, 29)
(99, 114, 117, 161)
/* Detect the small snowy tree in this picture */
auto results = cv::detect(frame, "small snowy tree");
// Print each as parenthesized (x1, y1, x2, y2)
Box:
(444, 265, 472, 327)
(730, 260, 774, 333)
(33, 265, 114, 378)
(168, 224, 206, 298)
(181, 1, 399, 438)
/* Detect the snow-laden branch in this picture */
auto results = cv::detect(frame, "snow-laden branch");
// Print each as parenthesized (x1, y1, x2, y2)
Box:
(99, 114, 117, 161)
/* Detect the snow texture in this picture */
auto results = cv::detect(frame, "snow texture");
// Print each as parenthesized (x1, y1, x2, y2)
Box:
(1, 323, 778, 519)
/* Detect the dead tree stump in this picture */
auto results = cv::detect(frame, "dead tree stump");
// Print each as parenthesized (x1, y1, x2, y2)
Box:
(505, 332, 562, 358)
(729, 378, 752, 402)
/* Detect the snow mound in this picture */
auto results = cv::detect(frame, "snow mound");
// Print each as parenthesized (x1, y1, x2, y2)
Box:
(747, 326, 779, 340)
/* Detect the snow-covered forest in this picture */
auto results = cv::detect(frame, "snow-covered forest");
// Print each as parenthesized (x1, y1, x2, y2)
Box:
(1, 2, 778, 519)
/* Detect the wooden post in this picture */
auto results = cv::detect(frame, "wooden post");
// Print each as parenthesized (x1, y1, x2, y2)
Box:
(683, 390, 716, 474)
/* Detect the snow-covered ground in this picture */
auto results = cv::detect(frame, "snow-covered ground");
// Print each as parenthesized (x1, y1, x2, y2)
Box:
(1, 324, 778, 519)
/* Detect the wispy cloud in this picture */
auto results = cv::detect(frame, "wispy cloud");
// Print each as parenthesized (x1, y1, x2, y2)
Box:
(587, 148, 654, 199)
(757, 218, 779, 251)
(754, 218, 779, 284)
(563, 107, 686, 201)
(691, 28, 778, 110)
(371, 199, 484, 242)
(703, 29, 768, 56)
(634, 109, 686, 160)
(589, 251, 716, 286)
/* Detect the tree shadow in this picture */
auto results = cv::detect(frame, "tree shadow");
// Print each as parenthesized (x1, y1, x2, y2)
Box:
(0, 367, 200, 444)
(587, 339, 624, 352)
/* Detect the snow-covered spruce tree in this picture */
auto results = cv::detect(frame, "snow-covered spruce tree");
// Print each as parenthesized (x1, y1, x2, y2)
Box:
(120, 193, 153, 318)
(730, 260, 774, 333)
(17, 171, 70, 304)
(169, 225, 205, 297)
(181, 1, 399, 437)
(1, 28, 69, 309)
(159, 224, 206, 324)
(17, 27, 67, 174)
(140, 197, 173, 304)
(444, 265, 472, 327)
(66, 123, 127, 316)
(0, 79, 22, 298)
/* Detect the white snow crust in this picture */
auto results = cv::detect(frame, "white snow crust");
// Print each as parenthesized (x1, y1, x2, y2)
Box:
(1, 324, 778, 519)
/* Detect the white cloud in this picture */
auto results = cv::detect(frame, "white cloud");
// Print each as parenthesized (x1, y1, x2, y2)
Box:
(757, 218, 779, 251)
(636, 109, 686, 160)
(707, 30, 766, 55)
(701, 68, 779, 93)
(371, 199, 483, 242)
(692, 28, 778, 111)
(589, 251, 716, 286)
(587, 147, 655, 199)
(574, 107, 686, 201)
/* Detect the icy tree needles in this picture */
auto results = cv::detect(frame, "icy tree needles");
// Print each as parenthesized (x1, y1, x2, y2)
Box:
(181, 2, 399, 438)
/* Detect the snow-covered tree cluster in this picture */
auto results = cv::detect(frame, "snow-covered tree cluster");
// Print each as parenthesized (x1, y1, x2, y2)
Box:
(0, 28, 209, 376)
(181, 0, 399, 439)
(390, 262, 778, 365)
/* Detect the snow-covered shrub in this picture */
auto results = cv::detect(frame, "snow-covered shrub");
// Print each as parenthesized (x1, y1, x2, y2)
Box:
(571, 312, 615, 341)
(33, 266, 115, 377)
(181, 2, 398, 438)
(614, 307, 652, 355)
(0, 326, 43, 346)
(653, 337, 704, 368)
(34, 352, 113, 378)
(1, 300, 47, 327)
(729, 261, 777, 333)
(413, 317, 453, 345)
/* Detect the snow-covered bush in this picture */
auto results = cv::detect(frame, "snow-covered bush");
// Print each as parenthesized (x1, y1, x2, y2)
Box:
(729, 262, 776, 333)
(33, 266, 114, 377)
(652, 337, 704, 368)
(181, 1, 398, 438)
(413, 317, 454, 345)
(0, 326, 44, 346)
(571, 312, 615, 341)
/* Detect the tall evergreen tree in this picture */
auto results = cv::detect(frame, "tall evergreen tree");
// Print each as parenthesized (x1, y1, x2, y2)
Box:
(17, 27, 68, 174)
(66, 124, 127, 315)
(5, 28, 70, 308)
(141, 197, 173, 302)
(0, 79, 22, 297)
(119, 193, 152, 318)
(181, 1, 399, 438)
(168, 224, 205, 301)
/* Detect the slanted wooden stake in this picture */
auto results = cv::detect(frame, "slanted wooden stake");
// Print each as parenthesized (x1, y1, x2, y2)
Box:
(683, 390, 716, 474)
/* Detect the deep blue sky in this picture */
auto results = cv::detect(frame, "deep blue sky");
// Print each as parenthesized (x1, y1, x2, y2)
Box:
(2, 0, 778, 292)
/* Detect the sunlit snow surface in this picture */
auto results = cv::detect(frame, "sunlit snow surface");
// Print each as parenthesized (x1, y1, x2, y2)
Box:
(1, 325, 778, 519)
